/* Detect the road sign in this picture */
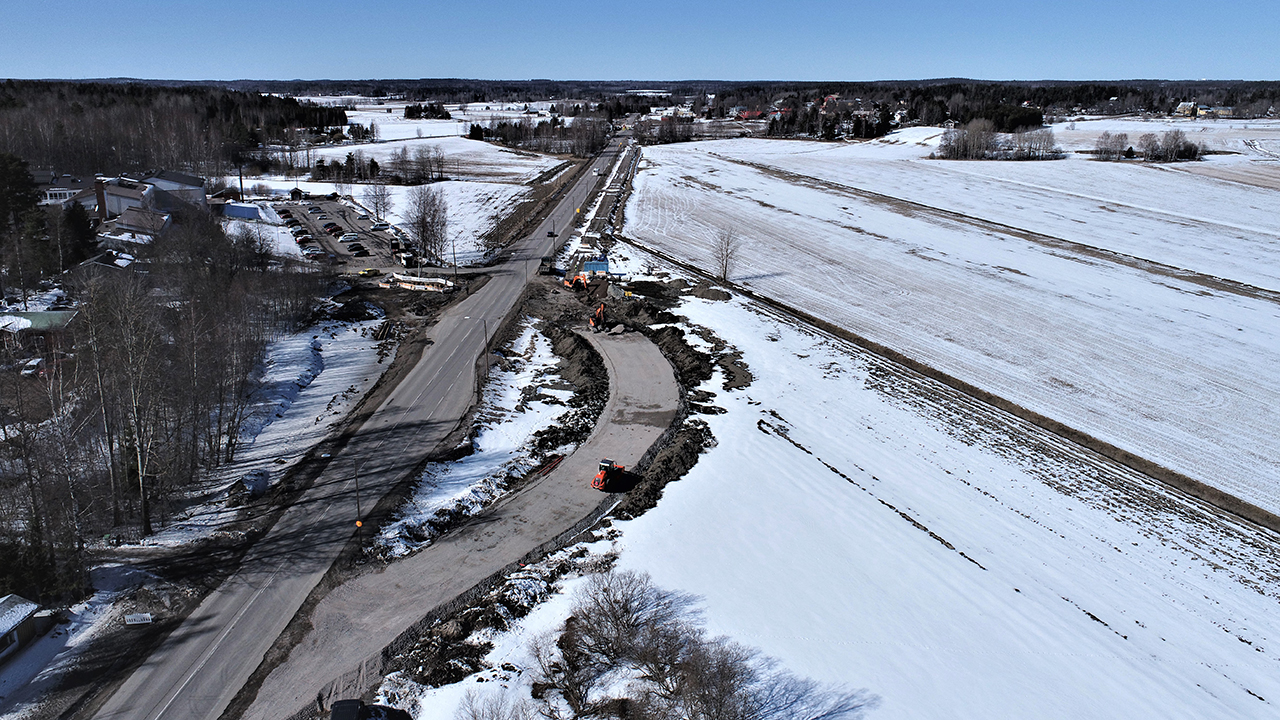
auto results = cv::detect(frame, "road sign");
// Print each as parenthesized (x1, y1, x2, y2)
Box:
(125, 613, 154, 625)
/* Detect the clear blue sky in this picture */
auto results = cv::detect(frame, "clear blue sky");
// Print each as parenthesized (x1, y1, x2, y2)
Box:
(4, 0, 1277, 81)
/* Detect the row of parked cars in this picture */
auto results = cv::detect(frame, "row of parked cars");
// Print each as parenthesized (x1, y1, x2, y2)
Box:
(280, 205, 374, 259)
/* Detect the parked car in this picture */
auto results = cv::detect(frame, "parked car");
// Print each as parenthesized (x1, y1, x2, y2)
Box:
(341, 233, 360, 242)
(347, 243, 365, 252)
(358, 268, 382, 277)
(20, 358, 43, 377)
(307, 206, 323, 214)
(371, 222, 391, 231)
(352, 249, 370, 257)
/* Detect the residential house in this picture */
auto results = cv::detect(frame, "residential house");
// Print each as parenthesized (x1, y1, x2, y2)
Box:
(140, 170, 208, 210)
(98, 206, 172, 247)
(0, 311, 78, 355)
(32, 169, 93, 207)
(0, 594, 44, 663)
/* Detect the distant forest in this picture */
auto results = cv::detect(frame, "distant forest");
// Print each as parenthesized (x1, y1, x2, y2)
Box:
(0, 80, 346, 177)
(0, 78, 1276, 179)
(202, 77, 1280, 119)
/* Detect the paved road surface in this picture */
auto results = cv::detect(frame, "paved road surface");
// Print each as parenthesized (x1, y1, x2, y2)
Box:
(245, 330, 679, 719)
(91, 139, 628, 720)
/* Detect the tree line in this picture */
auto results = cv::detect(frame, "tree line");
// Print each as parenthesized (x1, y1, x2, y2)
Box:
(477, 116, 610, 157)
(0, 156, 324, 601)
(935, 121, 1063, 161)
(1094, 130, 1205, 162)
(0, 80, 346, 178)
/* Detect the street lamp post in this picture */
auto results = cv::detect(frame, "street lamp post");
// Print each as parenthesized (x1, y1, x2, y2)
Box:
(451, 233, 458, 289)
(354, 461, 363, 529)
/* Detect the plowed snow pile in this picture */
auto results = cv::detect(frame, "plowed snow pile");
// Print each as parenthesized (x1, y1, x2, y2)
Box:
(623, 128, 1280, 515)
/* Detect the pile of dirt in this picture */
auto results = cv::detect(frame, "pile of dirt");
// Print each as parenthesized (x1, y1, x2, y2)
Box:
(614, 419, 714, 520)
(689, 282, 731, 302)
(529, 321, 608, 456)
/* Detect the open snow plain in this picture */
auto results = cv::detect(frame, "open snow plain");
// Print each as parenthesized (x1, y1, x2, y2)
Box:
(381, 265, 1280, 720)
(312, 135, 562, 184)
(604, 285, 1280, 720)
(622, 127, 1280, 517)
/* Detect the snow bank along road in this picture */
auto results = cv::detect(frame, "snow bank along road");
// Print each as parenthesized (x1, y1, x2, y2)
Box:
(90, 139, 628, 720)
(244, 330, 679, 720)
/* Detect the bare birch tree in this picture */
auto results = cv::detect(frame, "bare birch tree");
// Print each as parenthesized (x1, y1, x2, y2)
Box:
(362, 184, 393, 221)
(405, 185, 448, 264)
(713, 227, 741, 282)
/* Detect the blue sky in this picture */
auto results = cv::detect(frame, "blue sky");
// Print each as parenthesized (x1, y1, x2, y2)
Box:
(4, 0, 1277, 81)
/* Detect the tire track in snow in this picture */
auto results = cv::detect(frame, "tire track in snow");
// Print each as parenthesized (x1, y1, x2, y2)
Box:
(709, 152, 1280, 306)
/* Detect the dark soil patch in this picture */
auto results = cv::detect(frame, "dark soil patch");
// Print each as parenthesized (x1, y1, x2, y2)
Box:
(614, 419, 714, 520)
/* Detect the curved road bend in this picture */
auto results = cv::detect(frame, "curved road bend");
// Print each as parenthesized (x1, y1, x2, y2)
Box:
(245, 330, 680, 720)
(91, 138, 629, 720)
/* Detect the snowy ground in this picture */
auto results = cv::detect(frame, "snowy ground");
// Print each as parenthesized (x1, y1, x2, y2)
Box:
(222, 216, 303, 258)
(377, 246, 1280, 720)
(373, 181, 531, 266)
(377, 319, 575, 558)
(0, 564, 152, 717)
(138, 312, 389, 548)
(621, 129, 1280, 517)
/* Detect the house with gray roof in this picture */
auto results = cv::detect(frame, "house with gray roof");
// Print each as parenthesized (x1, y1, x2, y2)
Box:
(0, 594, 41, 664)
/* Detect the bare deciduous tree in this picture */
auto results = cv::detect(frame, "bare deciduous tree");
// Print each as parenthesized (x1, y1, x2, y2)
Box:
(454, 690, 535, 720)
(713, 227, 741, 282)
(1094, 131, 1129, 161)
(362, 184, 393, 221)
(531, 569, 878, 720)
(405, 185, 448, 264)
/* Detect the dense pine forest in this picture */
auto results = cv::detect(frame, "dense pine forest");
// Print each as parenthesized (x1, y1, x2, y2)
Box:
(0, 80, 346, 177)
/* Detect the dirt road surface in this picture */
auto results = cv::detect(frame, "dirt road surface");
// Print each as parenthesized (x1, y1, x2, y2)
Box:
(242, 330, 680, 720)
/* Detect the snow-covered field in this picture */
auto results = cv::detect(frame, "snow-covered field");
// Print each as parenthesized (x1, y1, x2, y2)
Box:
(378, 320, 575, 557)
(222, 216, 303, 258)
(311, 135, 561, 184)
(382, 249, 1280, 719)
(622, 128, 1280, 517)
(336, 101, 560, 141)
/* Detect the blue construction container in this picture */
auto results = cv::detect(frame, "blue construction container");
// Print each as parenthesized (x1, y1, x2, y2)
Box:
(223, 202, 260, 220)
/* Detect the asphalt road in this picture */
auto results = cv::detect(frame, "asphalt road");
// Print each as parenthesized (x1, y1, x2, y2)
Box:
(244, 330, 679, 719)
(91, 138, 628, 720)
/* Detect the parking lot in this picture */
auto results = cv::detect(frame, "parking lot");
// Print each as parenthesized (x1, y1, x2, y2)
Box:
(275, 198, 405, 271)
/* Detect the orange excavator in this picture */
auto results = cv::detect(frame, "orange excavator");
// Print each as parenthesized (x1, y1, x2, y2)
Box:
(588, 302, 606, 332)
(593, 459, 624, 491)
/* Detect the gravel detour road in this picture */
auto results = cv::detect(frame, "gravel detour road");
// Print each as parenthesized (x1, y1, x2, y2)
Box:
(242, 330, 679, 720)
